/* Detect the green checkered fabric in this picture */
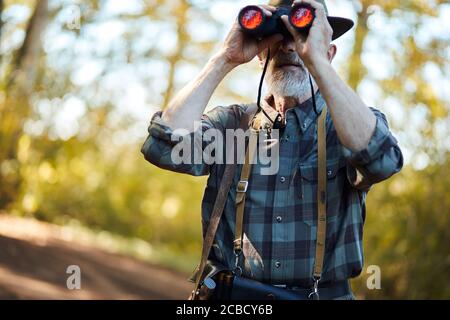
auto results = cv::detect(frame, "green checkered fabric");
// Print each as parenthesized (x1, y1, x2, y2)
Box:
(141, 93, 403, 286)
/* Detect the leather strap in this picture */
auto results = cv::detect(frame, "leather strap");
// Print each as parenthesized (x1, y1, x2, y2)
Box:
(193, 104, 328, 299)
(313, 106, 328, 280)
(191, 104, 257, 299)
(234, 130, 258, 253)
(232, 106, 328, 285)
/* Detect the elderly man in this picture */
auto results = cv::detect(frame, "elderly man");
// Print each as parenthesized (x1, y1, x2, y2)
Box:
(141, 0, 403, 300)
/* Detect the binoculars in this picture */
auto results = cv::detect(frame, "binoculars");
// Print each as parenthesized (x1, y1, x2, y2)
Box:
(239, 4, 315, 39)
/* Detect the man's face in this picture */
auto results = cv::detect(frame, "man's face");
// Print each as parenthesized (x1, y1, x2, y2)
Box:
(262, 37, 311, 99)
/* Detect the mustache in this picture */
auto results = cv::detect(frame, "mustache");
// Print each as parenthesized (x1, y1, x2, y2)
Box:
(272, 53, 305, 69)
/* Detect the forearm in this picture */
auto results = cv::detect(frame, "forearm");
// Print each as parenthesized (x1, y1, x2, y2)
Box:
(161, 52, 235, 132)
(310, 61, 377, 152)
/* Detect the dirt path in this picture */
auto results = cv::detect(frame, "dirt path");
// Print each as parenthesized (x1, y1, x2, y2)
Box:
(0, 215, 192, 299)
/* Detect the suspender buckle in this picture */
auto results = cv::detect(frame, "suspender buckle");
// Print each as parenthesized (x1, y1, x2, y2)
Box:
(233, 249, 243, 276)
(308, 278, 320, 300)
(237, 180, 248, 193)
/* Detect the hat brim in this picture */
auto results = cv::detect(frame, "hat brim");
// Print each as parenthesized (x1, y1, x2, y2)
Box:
(327, 16, 354, 40)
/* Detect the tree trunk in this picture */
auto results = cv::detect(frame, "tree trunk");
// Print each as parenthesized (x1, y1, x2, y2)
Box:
(347, 1, 370, 91)
(162, 0, 190, 109)
(0, 0, 49, 210)
(0, 0, 4, 39)
(7, 0, 49, 94)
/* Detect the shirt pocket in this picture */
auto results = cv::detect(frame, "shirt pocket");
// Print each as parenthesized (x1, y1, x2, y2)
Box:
(297, 157, 347, 226)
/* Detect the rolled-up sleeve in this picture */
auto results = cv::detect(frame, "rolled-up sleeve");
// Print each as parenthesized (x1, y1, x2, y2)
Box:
(342, 107, 403, 191)
(141, 106, 239, 176)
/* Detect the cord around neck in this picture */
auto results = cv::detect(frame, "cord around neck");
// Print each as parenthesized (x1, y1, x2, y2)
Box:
(256, 48, 319, 130)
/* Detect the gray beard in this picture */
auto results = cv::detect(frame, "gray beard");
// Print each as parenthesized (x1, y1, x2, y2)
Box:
(266, 66, 310, 99)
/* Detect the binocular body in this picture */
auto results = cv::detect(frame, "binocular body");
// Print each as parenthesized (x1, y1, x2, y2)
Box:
(239, 4, 315, 39)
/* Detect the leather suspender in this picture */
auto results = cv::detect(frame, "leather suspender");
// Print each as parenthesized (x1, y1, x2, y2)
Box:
(190, 104, 257, 300)
(190, 103, 328, 300)
(233, 129, 258, 274)
(233, 106, 328, 299)
(311, 105, 328, 299)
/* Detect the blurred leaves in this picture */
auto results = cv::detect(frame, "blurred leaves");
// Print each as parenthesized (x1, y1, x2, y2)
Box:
(352, 154, 450, 299)
(0, 0, 449, 298)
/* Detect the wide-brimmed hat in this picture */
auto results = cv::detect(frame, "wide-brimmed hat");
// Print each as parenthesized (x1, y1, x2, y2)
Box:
(269, 0, 354, 40)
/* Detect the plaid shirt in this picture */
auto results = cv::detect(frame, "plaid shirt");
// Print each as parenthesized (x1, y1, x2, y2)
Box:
(141, 92, 403, 287)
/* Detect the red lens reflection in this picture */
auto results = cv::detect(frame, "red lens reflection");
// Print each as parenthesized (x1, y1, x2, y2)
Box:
(291, 7, 314, 28)
(240, 8, 263, 30)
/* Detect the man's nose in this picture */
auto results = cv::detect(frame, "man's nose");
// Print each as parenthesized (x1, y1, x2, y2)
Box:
(279, 38, 296, 53)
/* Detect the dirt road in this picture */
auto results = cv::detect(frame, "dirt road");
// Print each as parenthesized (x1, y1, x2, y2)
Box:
(0, 215, 192, 299)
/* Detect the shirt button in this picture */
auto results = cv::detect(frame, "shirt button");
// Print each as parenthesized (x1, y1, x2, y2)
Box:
(276, 216, 282, 223)
(275, 261, 281, 268)
(280, 176, 286, 183)
(302, 122, 307, 129)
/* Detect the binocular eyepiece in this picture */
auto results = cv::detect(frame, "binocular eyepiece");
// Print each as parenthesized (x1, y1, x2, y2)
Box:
(239, 4, 315, 39)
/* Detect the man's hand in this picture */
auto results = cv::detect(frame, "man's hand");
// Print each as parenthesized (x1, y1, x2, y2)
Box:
(160, 5, 283, 132)
(281, 0, 333, 73)
(279, 0, 377, 153)
(219, 5, 284, 68)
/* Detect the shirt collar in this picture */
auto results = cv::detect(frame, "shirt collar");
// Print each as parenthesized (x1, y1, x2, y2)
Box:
(259, 91, 326, 133)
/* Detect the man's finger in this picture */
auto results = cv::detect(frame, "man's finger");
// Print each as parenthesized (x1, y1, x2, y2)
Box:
(259, 4, 278, 12)
(257, 5, 274, 17)
(293, 0, 327, 21)
(281, 15, 301, 40)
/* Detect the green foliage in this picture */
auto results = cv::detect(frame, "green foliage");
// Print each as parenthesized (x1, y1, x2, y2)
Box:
(352, 155, 450, 299)
(16, 132, 206, 260)
(0, 0, 449, 299)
